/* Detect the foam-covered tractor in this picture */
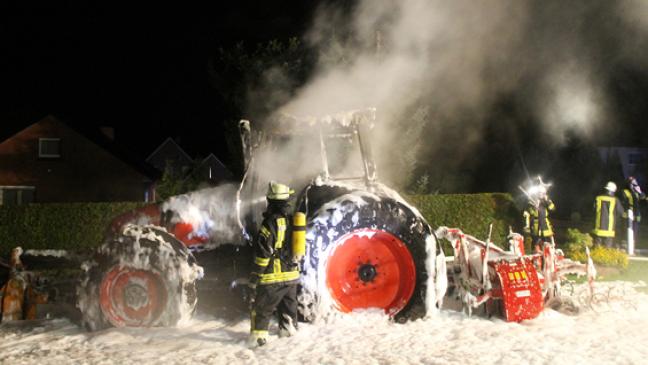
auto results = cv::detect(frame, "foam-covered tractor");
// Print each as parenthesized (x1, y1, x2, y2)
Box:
(74, 109, 439, 330)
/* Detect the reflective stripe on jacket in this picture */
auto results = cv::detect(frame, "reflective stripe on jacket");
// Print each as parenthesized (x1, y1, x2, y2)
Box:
(593, 195, 624, 237)
(523, 200, 555, 237)
(623, 188, 644, 222)
(253, 216, 299, 285)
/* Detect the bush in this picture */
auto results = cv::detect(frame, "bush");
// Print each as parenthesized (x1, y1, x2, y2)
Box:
(589, 246, 629, 269)
(0, 202, 146, 257)
(406, 193, 519, 247)
(563, 228, 628, 269)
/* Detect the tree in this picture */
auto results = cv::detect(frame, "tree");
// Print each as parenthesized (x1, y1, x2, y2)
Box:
(156, 160, 186, 202)
(410, 172, 430, 195)
(208, 39, 314, 176)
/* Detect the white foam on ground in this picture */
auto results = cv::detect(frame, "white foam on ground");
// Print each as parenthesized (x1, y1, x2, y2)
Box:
(2, 281, 647, 364)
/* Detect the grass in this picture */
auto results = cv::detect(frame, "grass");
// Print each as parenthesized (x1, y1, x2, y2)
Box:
(596, 259, 648, 283)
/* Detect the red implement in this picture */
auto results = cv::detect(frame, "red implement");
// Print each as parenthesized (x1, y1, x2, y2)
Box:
(494, 257, 543, 322)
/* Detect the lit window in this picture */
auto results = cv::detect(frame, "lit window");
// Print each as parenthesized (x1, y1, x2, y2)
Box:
(39, 138, 61, 158)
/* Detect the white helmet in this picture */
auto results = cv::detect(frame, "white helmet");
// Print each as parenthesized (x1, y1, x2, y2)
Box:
(605, 181, 617, 193)
(266, 181, 294, 201)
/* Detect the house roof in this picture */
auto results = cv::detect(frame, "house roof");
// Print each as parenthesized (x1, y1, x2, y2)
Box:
(145, 137, 193, 164)
(181, 152, 234, 183)
(1, 114, 160, 180)
(200, 153, 231, 171)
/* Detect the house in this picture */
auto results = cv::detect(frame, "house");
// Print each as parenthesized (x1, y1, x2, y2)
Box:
(0, 115, 157, 204)
(598, 147, 648, 186)
(145, 137, 194, 177)
(189, 153, 234, 185)
(147, 138, 234, 186)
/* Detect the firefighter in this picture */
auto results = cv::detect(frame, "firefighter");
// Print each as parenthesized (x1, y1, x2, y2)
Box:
(522, 185, 555, 254)
(593, 182, 625, 248)
(622, 176, 646, 245)
(248, 181, 300, 347)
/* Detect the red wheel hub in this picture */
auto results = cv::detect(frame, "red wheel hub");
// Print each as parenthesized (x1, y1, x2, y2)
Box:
(326, 229, 416, 315)
(100, 266, 167, 327)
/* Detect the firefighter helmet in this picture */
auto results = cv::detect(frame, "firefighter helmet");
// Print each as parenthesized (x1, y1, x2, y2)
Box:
(605, 181, 617, 193)
(266, 181, 294, 201)
(628, 176, 642, 194)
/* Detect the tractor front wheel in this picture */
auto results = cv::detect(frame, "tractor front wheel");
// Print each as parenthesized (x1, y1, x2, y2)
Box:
(77, 225, 202, 331)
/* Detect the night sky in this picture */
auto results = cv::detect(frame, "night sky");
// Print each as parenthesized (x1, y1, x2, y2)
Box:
(3, 1, 648, 188)
(3, 2, 318, 163)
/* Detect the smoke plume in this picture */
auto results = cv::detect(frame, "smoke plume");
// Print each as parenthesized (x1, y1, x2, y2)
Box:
(249, 0, 648, 193)
(162, 184, 242, 246)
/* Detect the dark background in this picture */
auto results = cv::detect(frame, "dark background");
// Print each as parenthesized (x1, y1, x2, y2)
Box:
(3, 1, 648, 215)
(3, 1, 319, 161)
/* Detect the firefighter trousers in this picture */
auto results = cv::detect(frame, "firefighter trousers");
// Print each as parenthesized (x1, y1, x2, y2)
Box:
(594, 235, 615, 248)
(251, 283, 298, 337)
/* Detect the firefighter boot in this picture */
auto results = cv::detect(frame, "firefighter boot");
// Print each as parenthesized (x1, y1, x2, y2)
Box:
(247, 332, 268, 348)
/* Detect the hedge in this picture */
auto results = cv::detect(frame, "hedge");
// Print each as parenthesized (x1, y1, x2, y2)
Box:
(406, 193, 519, 248)
(0, 202, 145, 256)
(0, 193, 520, 258)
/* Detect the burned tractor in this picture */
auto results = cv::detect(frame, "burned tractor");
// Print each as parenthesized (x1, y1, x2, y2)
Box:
(2, 109, 597, 327)
(75, 109, 435, 330)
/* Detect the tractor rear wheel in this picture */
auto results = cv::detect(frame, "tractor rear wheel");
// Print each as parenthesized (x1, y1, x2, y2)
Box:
(325, 229, 417, 315)
(298, 186, 430, 321)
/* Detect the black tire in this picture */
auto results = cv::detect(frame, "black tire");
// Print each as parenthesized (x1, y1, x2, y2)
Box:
(77, 224, 202, 331)
(297, 184, 431, 321)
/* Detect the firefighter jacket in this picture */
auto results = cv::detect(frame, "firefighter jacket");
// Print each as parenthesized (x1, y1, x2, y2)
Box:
(593, 193, 625, 238)
(523, 199, 555, 238)
(252, 208, 300, 285)
(622, 188, 645, 222)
